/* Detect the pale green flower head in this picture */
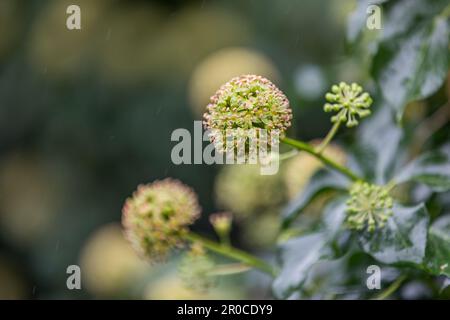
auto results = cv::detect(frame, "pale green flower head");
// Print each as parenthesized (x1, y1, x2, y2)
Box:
(324, 82, 373, 127)
(345, 182, 393, 232)
(122, 179, 201, 262)
(203, 75, 292, 152)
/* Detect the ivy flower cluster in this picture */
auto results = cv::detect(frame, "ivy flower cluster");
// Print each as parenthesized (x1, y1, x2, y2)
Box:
(122, 179, 200, 262)
(345, 182, 394, 232)
(324, 82, 373, 127)
(121, 75, 382, 285)
(203, 75, 292, 152)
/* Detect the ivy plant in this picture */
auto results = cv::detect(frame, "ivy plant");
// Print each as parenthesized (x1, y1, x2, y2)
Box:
(121, 0, 450, 299)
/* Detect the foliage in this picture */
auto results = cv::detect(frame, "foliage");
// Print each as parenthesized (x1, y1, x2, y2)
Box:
(273, 0, 450, 299)
(114, 0, 449, 300)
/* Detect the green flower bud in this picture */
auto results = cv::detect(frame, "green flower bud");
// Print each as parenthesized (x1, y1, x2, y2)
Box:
(209, 212, 233, 240)
(345, 182, 393, 232)
(323, 82, 373, 127)
(203, 75, 292, 152)
(122, 178, 201, 262)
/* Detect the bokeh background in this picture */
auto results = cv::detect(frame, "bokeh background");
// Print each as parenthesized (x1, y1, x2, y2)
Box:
(0, 0, 433, 299)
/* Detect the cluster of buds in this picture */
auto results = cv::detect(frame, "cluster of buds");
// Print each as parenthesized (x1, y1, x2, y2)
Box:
(345, 182, 394, 232)
(324, 82, 372, 127)
(203, 75, 292, 154)
(122, 179, 200, 262)
(178, 242, 217, 292)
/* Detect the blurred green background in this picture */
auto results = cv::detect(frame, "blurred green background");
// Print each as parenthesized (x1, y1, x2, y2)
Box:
(0, 0, 377, 299)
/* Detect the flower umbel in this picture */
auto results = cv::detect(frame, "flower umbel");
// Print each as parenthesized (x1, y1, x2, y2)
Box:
(178, 242, 217, 292)
(345, 182, 393, 232)
(203, 75, 292, 153)
(122, 179, 201, 262)
(324, 82, 372, 127)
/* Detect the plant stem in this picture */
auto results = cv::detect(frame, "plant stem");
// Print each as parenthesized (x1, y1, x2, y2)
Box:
(316, 121, 341, 154)
(374, 275, 407, 300)
(218, 232, 231, 247)
(280, 137, 362, 181)
(184, 232, 277, 277)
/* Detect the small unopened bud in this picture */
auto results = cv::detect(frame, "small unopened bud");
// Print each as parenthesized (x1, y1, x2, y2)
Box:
(209, 212, 233, 243)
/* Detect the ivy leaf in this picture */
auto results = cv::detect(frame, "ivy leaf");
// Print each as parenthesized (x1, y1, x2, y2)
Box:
(351, 107, 404, 184)
(274, 199, 347, 298)
(281, 169, 349, 228)
(358, 203, 429, 265)
(346, 0, 388, 44)
(395, 144, 450, 192)
(371, 15, 449, 120)
(272, 232, 333, 299)
(381, 0, 450, 41)
(424, 214, 450, 277)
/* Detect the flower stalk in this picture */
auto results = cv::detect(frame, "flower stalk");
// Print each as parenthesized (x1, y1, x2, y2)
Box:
(184, 232, 277, 277)
(280, 137, 362, 181)
(316, 121, 341, 154)
(374, 275, 407, 300)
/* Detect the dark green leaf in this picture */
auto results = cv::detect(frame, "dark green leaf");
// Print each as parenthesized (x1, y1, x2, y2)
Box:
(346, 0, 388, 44)
(371, 15, 449, 119)
(281, 169, 349, 228)
(358, 203, 429, 265)
(351, 107, 404, 183)
(381, 0, 450, 41)
(274, 199, 347, 298)
(395, 144, 450, 192)
(424, 214, 450, 277)
(272, 232, 333, 299)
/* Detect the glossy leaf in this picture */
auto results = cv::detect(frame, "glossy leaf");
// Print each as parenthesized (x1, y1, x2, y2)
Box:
(395, 144, 450, 192)
(424, 214, 450, 277)
(274, 199, 347, 298)
(281, 169, 349, 228)
(346, 0, 388, 44)
(358, 203, 429, 265)
(351, 107, 404, 183)
(272, 232, 332, 299)
(381, 0, 450, 41)
(371, 15, 449, 119)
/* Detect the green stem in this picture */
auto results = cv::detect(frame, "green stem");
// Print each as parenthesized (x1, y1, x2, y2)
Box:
(185, 232, 277, 277)
(218, 232, 231, 247)
(316, 121, 341, 154)
(374, 275, 407, 300)
(281, 137, 362, 181)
